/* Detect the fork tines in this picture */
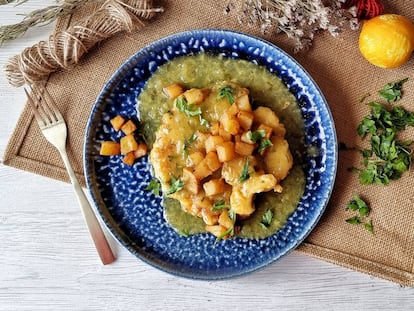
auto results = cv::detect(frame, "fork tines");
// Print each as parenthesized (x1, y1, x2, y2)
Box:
(24, 84, 63, 128)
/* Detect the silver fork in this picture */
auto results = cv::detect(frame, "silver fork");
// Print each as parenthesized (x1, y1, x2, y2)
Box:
(25, 84, 115, 265)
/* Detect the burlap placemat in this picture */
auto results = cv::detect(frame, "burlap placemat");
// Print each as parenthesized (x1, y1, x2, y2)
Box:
(3, 0, 414, 286)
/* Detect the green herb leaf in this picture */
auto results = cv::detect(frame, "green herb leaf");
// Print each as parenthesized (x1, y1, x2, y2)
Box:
(145, 178, 161, 196)
(354, 99, 414, 185)
(364, 219, 374, 234)
(379, 78, 408, 103)
(258, 138, 273, 153)
(166, 175, 184, 195)
(346, 216, 362, 225)
(217, 86, 235, 104)
(212, 200, 230, 211)
(246, 129, 266, 143)
(179, 228, 190, 237)
(175, 96, 202, 116)
(239, 158, 250, 182)
(260, 209, 273, 228)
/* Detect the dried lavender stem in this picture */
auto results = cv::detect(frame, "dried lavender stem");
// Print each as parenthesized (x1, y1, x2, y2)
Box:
(0, 0, 98, 45)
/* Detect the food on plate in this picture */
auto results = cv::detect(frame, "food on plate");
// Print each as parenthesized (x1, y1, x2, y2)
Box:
(149, 82, 293, 239)
(359, 14, 414, 68)
(137, 53, 306, 240)
(99, 115, 147, 165)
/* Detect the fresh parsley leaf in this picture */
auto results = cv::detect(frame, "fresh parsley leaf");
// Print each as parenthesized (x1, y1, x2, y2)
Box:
(260, 209, 273, 228)
(145, 178, 161, 196)
(378, 77, 408, 103)
(364, 219, 374, 234)
(212, 200, 230, 211)
(258, 138, 273, 153)
(246, 129, 266, 143)
(345, 196, 374, 233)
(199, 115, 210, 127)
(346, 216, 362, 225)
(175, 96, 202, 116)
(179, 228, 190, 237)
(239, 158, 250, 182)
(217, 86, 235, 104)
(166, 175, 184, 195)
(354, 100, 414, 185)
(347, 195, 370, 216)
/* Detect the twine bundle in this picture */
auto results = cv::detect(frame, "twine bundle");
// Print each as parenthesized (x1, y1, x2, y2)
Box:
(4, 0, 163, 87)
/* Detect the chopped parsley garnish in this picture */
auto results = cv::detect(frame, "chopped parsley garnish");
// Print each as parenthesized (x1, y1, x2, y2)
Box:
(354, 101, 414, 185)
(246, 129, 266, 143)
(378, 77, 408, 103)
(166, 175, 184, 195)
(217, 85, 235, 104)
(258, 138, 273, 153)
(179, 228, 190, 237)
(145, 178, 161, 196)
(183, 133, 198, 156)
(239, 158, 250, 182)
(260, 209, 273, 228)
(212, 200, 230, 211)
(345, 195, 373, 234)
(175, 96, 202, 116)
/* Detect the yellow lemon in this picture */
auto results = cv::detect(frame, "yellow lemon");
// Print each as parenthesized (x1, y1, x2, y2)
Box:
(359, 14, 414, 68)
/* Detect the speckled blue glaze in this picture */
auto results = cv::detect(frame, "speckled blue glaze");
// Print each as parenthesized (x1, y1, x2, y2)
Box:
(84, 30, 338, 279)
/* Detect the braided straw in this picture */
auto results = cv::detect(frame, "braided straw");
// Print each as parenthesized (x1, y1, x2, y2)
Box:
(4, 0, 163, 87)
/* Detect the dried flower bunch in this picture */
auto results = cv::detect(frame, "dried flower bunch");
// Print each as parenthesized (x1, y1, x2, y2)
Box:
(226, 0, 361, 52)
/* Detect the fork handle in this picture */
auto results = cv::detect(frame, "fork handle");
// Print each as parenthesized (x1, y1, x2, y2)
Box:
(59, 149, 116, 265)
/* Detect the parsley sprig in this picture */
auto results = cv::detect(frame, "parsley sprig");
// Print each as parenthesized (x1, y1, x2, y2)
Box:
(355, 101, 414, 185)
(166, 175, 184, 195)
(239, 158, 251, 182)
(246, 129, 273, 153)
(175, 97, 202, 116)
(217, 85, 235, 104)
(212, 200, 231, 211)
(346, 195, 373, 234)
(145, 178, 161, 196)
(260, 209, 274, 228)
(378, 77, 408, 103)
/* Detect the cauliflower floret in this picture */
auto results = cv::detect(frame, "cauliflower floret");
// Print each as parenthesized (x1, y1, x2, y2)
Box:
(222, 156, 277, 217)
(264, 136, 293, 181)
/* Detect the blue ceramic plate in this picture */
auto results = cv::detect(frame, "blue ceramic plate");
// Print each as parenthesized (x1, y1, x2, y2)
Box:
(84, 29, 337, 279)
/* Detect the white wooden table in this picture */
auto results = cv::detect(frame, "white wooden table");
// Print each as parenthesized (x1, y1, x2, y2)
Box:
(1, 2, 413, 310)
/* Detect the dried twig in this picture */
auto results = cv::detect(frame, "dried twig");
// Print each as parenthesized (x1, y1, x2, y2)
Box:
(0, 0, 97, 45)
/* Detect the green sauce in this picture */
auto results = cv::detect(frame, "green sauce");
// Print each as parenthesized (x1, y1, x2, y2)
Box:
(137, 53, 306, 239)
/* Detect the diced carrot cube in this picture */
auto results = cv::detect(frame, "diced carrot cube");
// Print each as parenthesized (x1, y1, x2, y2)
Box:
(216, 141, 236, 162)
(163, 83, 184, 99)
(257, 124, 273, 139)
(193, 159, 213, 180)
(235, 94, 252, 111)
(237, 110, 254, 130)
(205, 135, 224, 153)
(134, 143, 148, 158)
(184, 88, 208, 104)
(205, 151, 221, 172)
(203, 178, 227, 196)
(121, 120, 137, 135)
(182, 168, 200, 194)
(110, 115, 125, 131)
(122, 152, 136, 166)
(235, 141, 256, 156)
(120, 134, 138, 154)
(187, 151, 205, 167)
(100, 141, 121, 156)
